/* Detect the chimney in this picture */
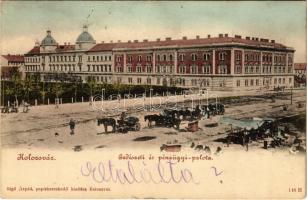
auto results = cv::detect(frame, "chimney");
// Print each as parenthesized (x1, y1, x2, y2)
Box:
(128, 40, 131, 43)
(165, 37, 171, 41)
(182, 36, 187, 40)
(255, 38, 259, 41)
(246, 36, 250, 40)
(134, 40, 138, 43)
(260, 38, 265, 42)
(143, 39, 148, 42)
(219, 34, 223, 38)
(156, 38, 160, 42)
(251, 37, 255, 40)
(207, 34, 211, 38)
(224, 34, 228, 37)
(117, 40, 121, 43)
(234, 35, 242, 39)
(196, 35, 200, 39)
(271, 40, 275, 43)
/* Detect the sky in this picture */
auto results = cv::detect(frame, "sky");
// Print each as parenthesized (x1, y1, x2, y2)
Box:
(0, 1, 306, 62)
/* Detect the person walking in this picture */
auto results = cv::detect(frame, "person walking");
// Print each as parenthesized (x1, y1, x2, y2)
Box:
(69, 118, 76, 135)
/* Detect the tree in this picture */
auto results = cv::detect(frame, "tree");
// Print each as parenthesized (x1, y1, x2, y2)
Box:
(11, 70, 23, 104)
(52, 81, 64, 100)
(86, 76, 97, 100)
(22, 76, 33, 103)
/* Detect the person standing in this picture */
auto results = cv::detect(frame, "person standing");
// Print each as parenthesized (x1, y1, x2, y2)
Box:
(69, 118, 76, 135)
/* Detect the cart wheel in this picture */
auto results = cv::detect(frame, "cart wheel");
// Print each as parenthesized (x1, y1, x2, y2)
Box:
(135, 123, 141, 131)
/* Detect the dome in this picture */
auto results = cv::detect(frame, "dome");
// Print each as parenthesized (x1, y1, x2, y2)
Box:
(76, 25, 95, 44)
(41, 30, 57, 46)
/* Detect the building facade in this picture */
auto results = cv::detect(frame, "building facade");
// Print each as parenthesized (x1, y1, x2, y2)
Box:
(294, 63, 306, 78)
(1, 54, 24, 80)
(24, 26, 295, 91)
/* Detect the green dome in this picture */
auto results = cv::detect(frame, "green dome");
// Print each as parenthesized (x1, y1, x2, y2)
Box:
(41, 30, 57, 46)
(76, 25, 95, 44)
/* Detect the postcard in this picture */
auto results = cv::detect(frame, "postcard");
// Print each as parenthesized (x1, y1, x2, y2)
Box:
(0, 1, 306, 199)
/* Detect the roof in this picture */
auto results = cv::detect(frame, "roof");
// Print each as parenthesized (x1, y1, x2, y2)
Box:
(55, 45, 75, 52)
(294, 63, 307, 70)
(88, 35, 292, 52)
(41, 30, 57, 46)
(219, 116, 265, 130)
(76, 31, 95, 44)
(2, 54, 24, 62)
(26, 46, 40, 55)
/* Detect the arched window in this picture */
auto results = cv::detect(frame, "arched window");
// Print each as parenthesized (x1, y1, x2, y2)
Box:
(192, 53, 197, 61)
(169, 54, 173, 61)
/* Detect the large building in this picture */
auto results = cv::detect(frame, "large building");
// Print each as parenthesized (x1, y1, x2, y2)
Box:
(24, 25, 295, 91)
(1, 54, 24, 80)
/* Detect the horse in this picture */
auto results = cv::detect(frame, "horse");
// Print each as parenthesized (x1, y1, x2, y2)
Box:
(97, 118, 116, 133)
(191, 105, 202, 120)
(165, 116, 181, 130)
(178, 108, 191, 120)
(144, 114, 160, 127)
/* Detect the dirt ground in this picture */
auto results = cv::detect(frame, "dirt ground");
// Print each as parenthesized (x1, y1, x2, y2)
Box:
(1, 89, 306, 154)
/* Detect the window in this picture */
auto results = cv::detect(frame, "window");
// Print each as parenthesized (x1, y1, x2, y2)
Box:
(109, 56, 111, 61)
(137, 65, 142, 73)
(245, 80, 249, 86)
(204, 53, 210, 61)
(219, 65, 227, 74)
(179, 54, 184, 62)
(146, 55, 152, 62)
(137, 77, 142, 84)
(219, 52, 226, 61)
(191, 79, 198, 86)
(235, 65, 241, 74)
(236, 80, 240, 87)
(138, 55, 142, 62)
(289, 78, 292, 84)
(256, 79, 259, 86)
(191, 65, 197, 74)
(169, 54, 173, 61)
(116, 56, 122, 62)
(157, 77, 161, 85)
(251, 79, 254, 86)
(282, 78, 285, 84)
(237, 53, 242, 61)
(203, 65, 210, 74)
(179, 66, 186, 74)
(147, 78, 151, 85)
(146, 65, 152, 73)
(157, 55, 161, 61)
(128, 77, 133, 84)
(163, 54, 167, 61)
(127, 65, 132, 73)
(191, 53, 197, 61)
(87, 65, 90, 72)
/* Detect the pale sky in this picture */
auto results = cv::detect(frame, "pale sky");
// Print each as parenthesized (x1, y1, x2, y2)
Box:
(0, 1, 306, 62)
